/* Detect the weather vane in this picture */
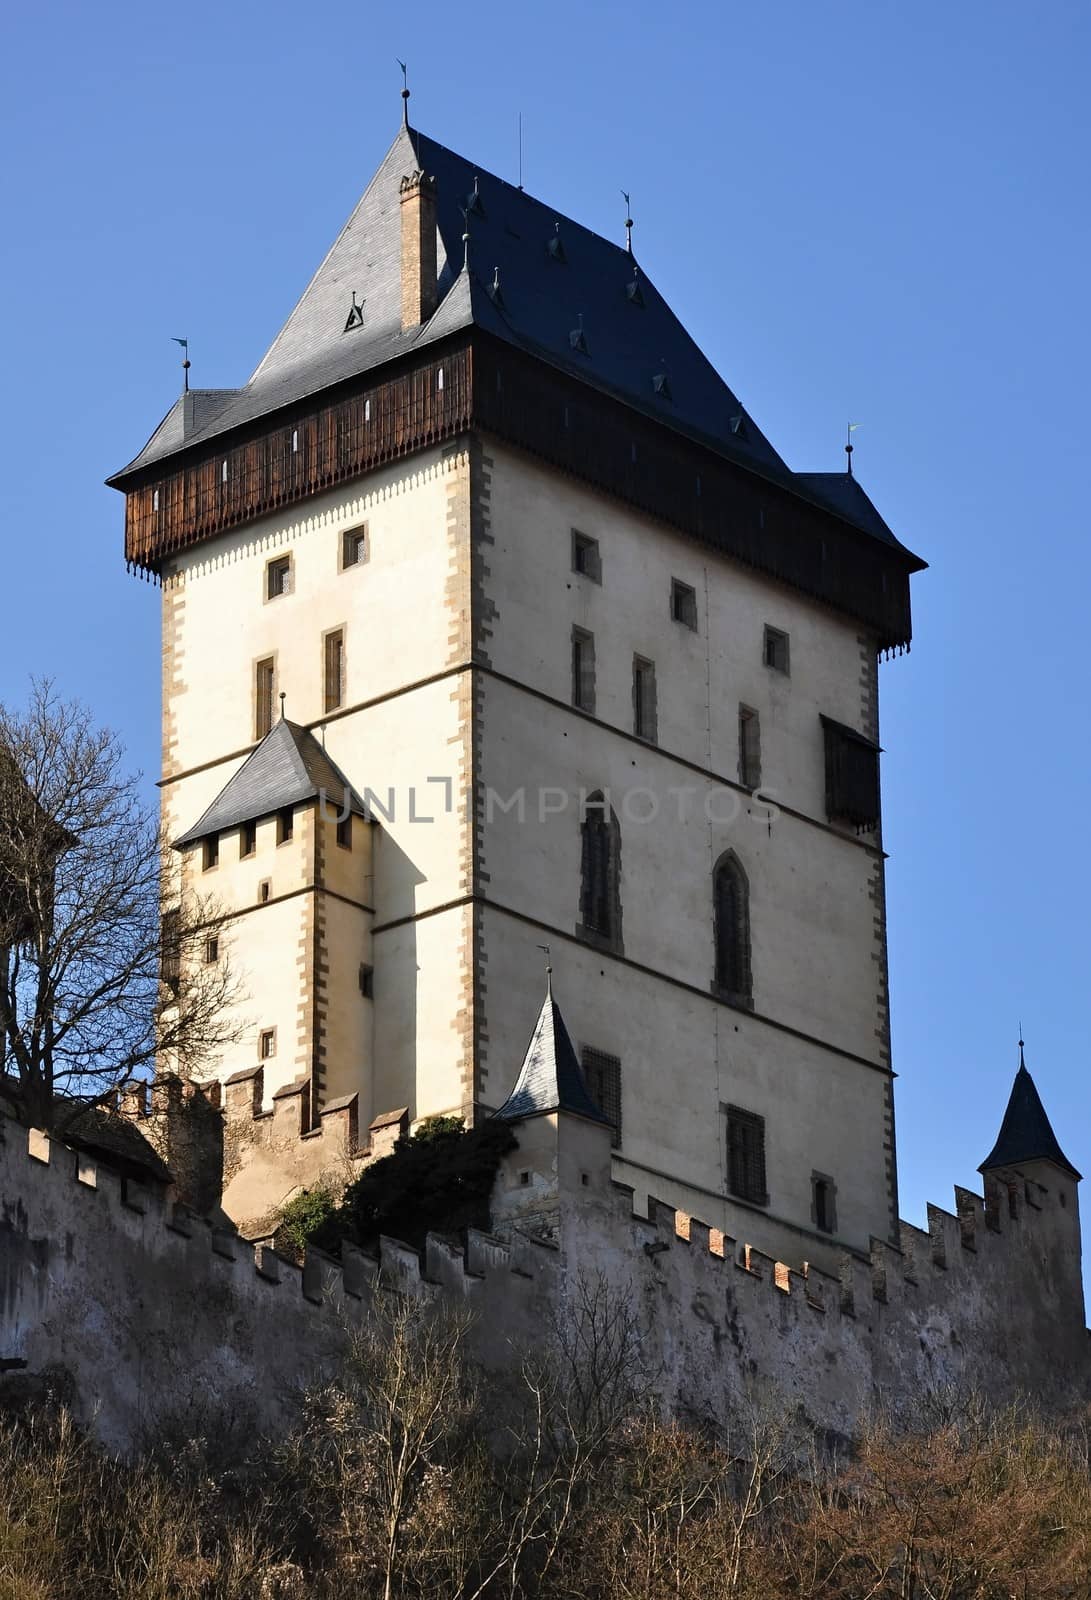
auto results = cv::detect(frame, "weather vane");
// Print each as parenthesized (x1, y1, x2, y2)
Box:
(397, 59, 409, 125)
(622, 190, 633, 254)
(171, 337, 190, 393)
(845, 421, 860, 475)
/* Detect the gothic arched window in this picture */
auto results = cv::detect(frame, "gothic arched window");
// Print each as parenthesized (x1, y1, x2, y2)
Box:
(713, 851, 752, 1005)
(579, 791, 622, 948)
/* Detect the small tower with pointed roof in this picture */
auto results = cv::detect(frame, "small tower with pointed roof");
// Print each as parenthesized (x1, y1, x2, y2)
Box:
(979, 1042, 1084, 1329)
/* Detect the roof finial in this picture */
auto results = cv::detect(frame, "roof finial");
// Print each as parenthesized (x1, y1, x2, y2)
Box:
(537, 943, 553, 994)
(171, 337, 190, 394)
(622, 189, 633, 255)
(846, 421, 860, 476)
(1018, 1024, 1026, 1071)
(518, 111, 524, 191)
(279, 691, 287, 722)
(460, 206, 471, 272)
(397, 58, 409, 126)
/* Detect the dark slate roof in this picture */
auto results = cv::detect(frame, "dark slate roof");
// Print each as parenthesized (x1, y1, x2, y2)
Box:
(792, 472, 905, 550)
(0, 1078, 171, 1184)
(493, 979, 611, 1125)
(979, 1058, 1081, 1180)
(109, 123, 795, 490)
(173, 718, 368, 848)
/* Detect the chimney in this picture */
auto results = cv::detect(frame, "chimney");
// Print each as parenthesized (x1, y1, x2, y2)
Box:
(399, 170, 438, 329)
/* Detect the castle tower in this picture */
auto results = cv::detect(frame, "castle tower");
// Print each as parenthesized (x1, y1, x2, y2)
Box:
(107, 118, 925, 1269)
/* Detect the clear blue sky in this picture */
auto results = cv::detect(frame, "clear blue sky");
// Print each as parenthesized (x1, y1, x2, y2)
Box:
(2, 2, 1088, 1243)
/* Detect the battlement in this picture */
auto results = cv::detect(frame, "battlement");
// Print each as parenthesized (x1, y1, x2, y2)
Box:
(114, 1070, 410, 1237)
(2, 1102, 1087, 1452)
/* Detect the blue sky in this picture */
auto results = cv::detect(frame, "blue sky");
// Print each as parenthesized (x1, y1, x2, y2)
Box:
(2, 2, 1088, 1243)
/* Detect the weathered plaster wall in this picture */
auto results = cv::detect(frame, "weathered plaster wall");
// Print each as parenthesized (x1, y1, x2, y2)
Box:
(2, 1111, 1086, 1456)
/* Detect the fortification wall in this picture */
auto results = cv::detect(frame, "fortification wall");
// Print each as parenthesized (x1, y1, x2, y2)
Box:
(0, 1115, 550, 1450)
(2, 1107, 1088, 1453)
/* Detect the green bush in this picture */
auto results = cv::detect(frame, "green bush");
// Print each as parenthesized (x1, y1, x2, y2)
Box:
(276, 1181, 340, 1261)
(306, 1118, 518, 1258)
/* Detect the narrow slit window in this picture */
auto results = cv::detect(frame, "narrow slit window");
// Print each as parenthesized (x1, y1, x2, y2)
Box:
(358, 963, 374, 999)
(324, 629, 345, 713)
(571, 627, 596, 713)
(258, 879, 271, 905)
(255, 658, 276, 740)
(160, 907, 181, 997)
(336, 814, 352, 849)
(240, 820, 257, 859)
(738, 706, 761, 789)
(276, 807, 294, 845)
(202, 835, 219, 872)
(259, 1028, 276, 1060)
(632, 656, 657, 743)
(579, 792, 622, 947)
(204, 935, 220, 964)
(713, 851, 752, 1005)
(812, 1174, 836, 1234)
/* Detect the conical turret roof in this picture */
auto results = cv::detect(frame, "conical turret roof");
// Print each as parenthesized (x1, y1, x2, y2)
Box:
(493, 977, 610, 1125)
(979, 1052, 1080, 1180)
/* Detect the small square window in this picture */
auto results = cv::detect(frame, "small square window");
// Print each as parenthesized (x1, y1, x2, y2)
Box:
(341, 525, 368, 569)
(670, 579, 698, 631)
(519, 1169, 531, 1187)
(204, 935, 220, 964)
(202, 835, 219, 872)
(258, 879, 272, 904)
(276, 808, 294, 845)
(240, 820, 257, 858)
(763, 626, 790, 674)
(358, 963, 374, 999)
(336, 814, 352, 849)
(266, 556, 292, 601)
(259, 1028, 276, 1060)
(571, 530, 601, 583)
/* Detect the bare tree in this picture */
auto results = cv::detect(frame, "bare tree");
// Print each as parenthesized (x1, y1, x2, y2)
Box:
(0, 679, 241, 1129)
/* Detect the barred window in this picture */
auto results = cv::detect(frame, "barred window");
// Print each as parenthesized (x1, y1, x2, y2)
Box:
(579, 792, 621, 946)
(713, 851, 752, 1004)
(726, 1106, 767, 1205)
(582, 1047, 622, 1147)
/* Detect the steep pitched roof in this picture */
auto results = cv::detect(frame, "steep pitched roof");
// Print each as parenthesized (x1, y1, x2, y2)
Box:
(111, 122, 787, 486)
(173, 719, 367, 849)
(493, 978, 611, 1125)
(979, 1057, 1081, 1180)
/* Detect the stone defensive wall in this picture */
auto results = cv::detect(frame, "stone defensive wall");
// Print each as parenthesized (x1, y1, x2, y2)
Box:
(1, 1105, 1087, 1452)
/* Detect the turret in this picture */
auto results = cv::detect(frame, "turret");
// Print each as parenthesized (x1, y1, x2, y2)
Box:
(979, 1043, 1084, 1328)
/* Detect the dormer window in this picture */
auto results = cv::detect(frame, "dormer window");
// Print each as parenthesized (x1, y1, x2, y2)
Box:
(653, 370, 671, 399)
(547, 223, 567, 262)
(569, 316, 588, 355)
(344, 291, 365, 332)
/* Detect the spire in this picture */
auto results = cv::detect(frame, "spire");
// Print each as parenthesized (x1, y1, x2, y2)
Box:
(493, 975, 610, 1125)
(979, 1048, 1081, 1180)
(397, 59, 409, 126)
(622, 189, 633, 255)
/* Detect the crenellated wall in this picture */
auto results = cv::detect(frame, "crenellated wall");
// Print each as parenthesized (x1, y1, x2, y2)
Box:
(1, 1105, 1087, 1454)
